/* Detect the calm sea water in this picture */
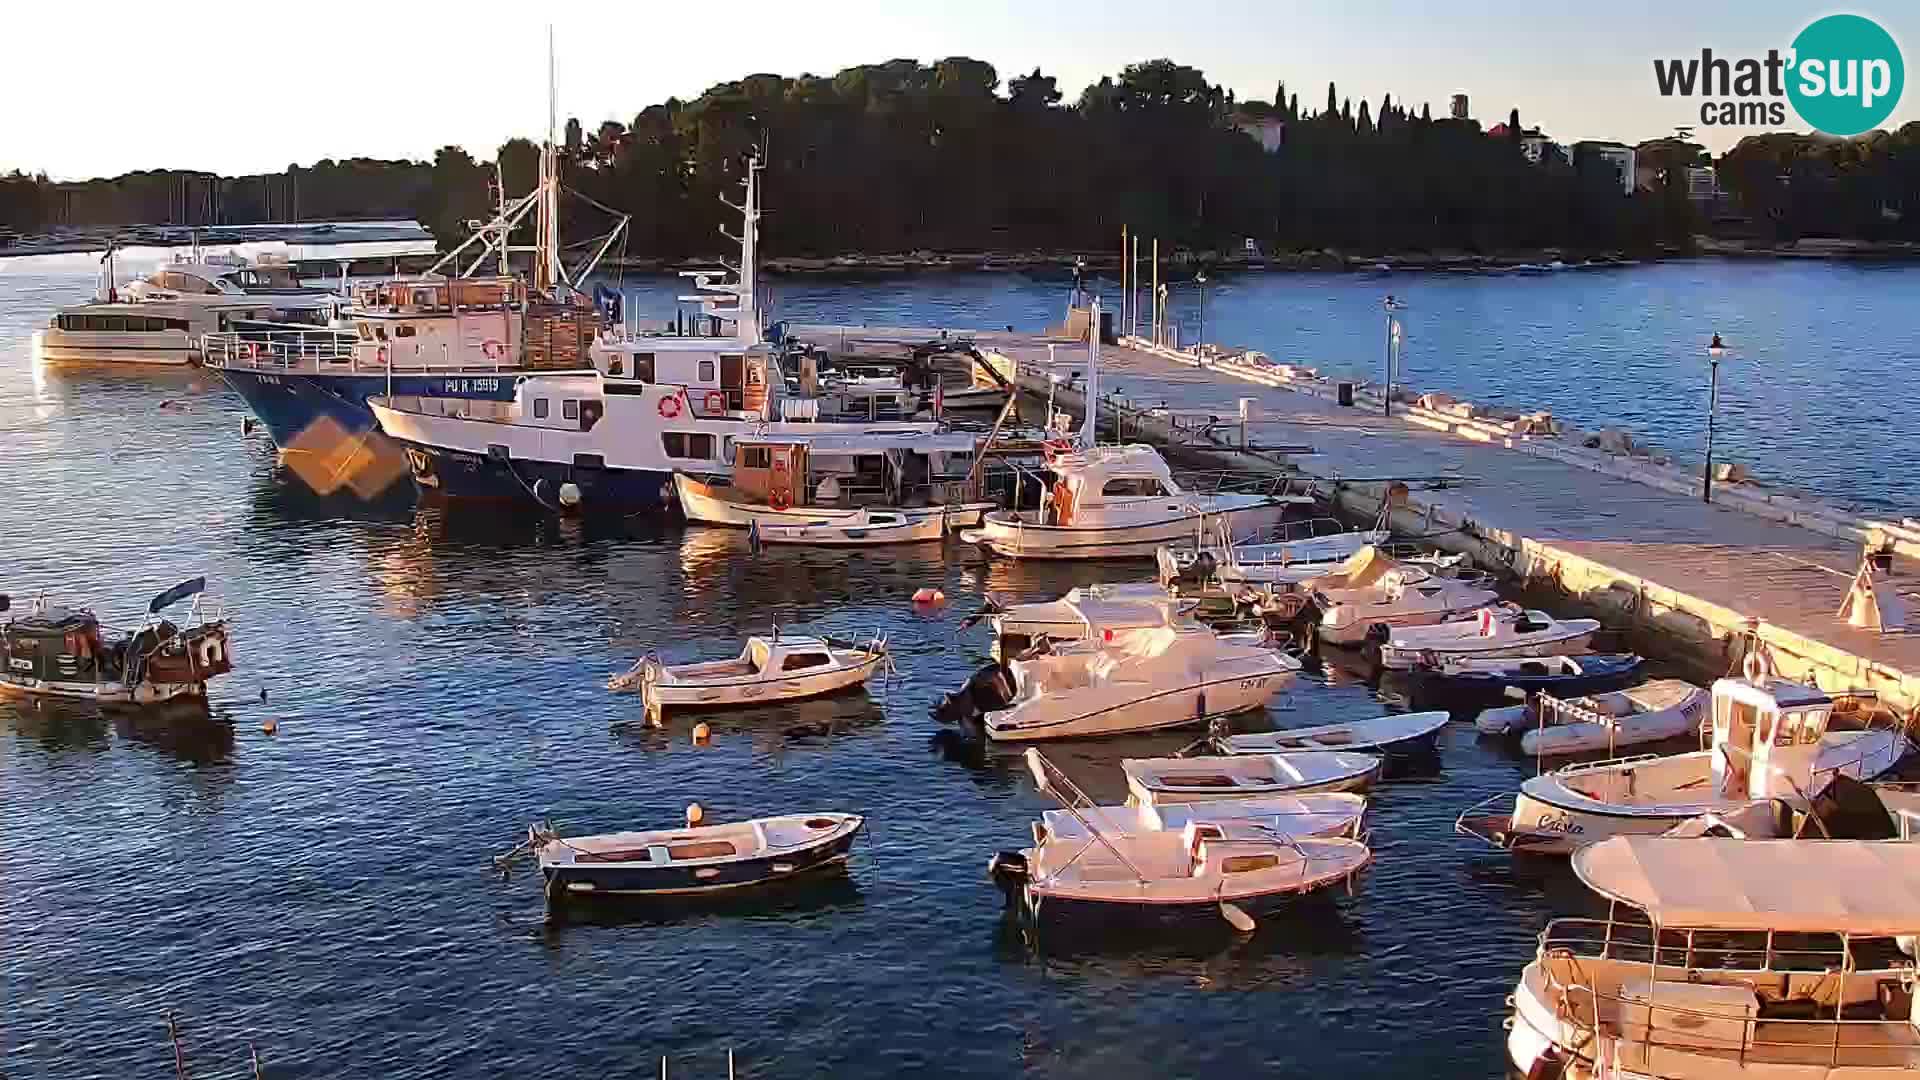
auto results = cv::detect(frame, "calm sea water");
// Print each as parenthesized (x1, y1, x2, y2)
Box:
(1, 253, 1911, 1078)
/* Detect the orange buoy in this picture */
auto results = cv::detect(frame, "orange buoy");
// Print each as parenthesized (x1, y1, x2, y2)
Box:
(686, 802, 705, 826)
(692, 721, 712, 744)
(261, 718, 279, 735)
(913, 587, 946, 605)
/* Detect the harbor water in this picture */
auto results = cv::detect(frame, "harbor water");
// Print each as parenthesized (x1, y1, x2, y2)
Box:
(1, 254, 1913, 1077)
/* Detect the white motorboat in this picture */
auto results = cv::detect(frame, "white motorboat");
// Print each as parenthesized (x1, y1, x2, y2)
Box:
(1038, 793, 1369, 843)
(971, 581, 1199, 657)
(960, 444, 1292, 559)
(1457, 675, 1911, 855)
(982, 625, 1299, 741)
(754, 508, 947, 546)
(1213, 710, 1450, 757)
(520, 811, 863, 901)
(610, 632, 889, 718)
(674, 431, 997, 529)
(1375, 605, 1600, 669)
(1507, 837, 1920, 1080)
(1123, 751, 1383, 805)
(1308, 547, 1500, 646)
(1475, 679, 1709, 758)
(989, 750, 1372, 929)
(1174, 518, 1391, 587)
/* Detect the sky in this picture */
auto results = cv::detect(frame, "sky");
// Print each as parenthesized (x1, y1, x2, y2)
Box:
(3, 0, 1915, 179)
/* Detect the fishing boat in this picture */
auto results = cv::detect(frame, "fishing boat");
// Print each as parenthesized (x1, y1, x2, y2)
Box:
(982, 625, 1299, 741)
(1416, 652, 1644, 706)
(1122, 751, 1384, 805)
(1507, 835, 1920, 1080)
(1037, 793, 1369, 843)
(753, 508, 948, 546)
(961, 444, 1293, 559)
(0, 578, 233, 706)
(525, 812, 863, 900)
(1475, 680, 1708, 756)
(1456, 675, 1911, 855)
(1373, 605, 1600, 669)
(609, 632, 890, 718)
(673, 430, 998, 529)
(988, 750, 1372, 930)
(1170, 517, 1391, 587)
(1212, 710, 1450, 757)
(965, 581, 1200, 657)
(1308, 547, 1500, 646)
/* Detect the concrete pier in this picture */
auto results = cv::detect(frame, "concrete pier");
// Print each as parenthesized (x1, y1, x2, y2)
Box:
(790, 323, 1920, 720)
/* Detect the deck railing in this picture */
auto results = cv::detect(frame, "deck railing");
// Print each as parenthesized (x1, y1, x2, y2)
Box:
(201, 329, 355, 369)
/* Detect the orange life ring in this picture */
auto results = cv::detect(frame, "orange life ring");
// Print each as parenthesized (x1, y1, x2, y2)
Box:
(704, 390, 726, 414)
(658, 395, 683, 419)
(769, 487, 791, 511)
(239, 342, 259, 360)
(481, 339, 506, 360)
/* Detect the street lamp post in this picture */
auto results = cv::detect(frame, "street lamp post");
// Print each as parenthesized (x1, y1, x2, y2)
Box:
(1703, 332, 1725, 504)
(1195, 271, 1209, 352)
(1382, 295, 1406, 417)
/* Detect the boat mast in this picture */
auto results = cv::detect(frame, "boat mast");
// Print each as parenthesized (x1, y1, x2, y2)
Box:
(537, 26, 562, 296)
(1080, 297, 1101, 448)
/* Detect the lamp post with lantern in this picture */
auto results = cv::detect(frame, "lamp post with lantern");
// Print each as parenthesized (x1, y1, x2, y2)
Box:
(1703, 332, 1726, 504)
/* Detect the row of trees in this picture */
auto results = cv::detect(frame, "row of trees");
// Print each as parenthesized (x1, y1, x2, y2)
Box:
(9, 58, 1920, 258)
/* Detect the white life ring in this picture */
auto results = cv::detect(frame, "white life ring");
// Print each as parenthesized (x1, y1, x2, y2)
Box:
(196, 634, 225, 668)
(658, 395, 683, 419)
(481, 339, 506, 361)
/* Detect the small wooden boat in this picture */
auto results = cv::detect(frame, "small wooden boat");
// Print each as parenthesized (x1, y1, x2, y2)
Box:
(1415, 652, 1644, 705)
(989, 750, 1371, 929)
(1213, 710, 1449, 757)
(0, 578, 233, 706)
(1374, 607, 1600, 669)
(1123, 750, 1383, 805)
(610, 631, 889, 718)
(530, 812, 863, 899)
(1473, 679, 1707, 757)
(754, 508, 946, 546)
(1039, 793, 1369, 843)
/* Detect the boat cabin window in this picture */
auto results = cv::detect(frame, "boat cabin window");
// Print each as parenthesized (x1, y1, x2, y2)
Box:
(562, 400, 579, 421)
(356, 322, 374, 340)
(1101, 477, 1170, 497)
(662, 433, 716, 460)
(58, 313, 186, 333)
(740, 447, 771, 469)
(374, 324, 389, 341)
(1777, 707, 1827, 745)
(699, 360, 716, 384)
(395, 325, 416, 338)
(533, 398, 549, 419)
(780, 652, 831, 671)
(1221, 854, 1279, 873)
(626, 353, 655, 383)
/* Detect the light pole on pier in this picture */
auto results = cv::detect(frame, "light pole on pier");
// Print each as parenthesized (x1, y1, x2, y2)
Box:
(1195, 271, 1209, 351)
(1703, 332, 1725, 504)
(1382, 294, 1406, 417)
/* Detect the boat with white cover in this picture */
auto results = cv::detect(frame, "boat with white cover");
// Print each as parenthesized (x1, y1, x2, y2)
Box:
(1507, 835, 1920, 1080)
(1037, 793, 1369, 843)
(1123, 750, 1383, 805)
(753, 508, 948, 546)
(988, 750, 1372, 929)
(610, 632, 889, 718)
(1212, 710, 1450, 757)
(1475, 679, 1709, 755)
(982, 625, 1299, 741)
(1308, 547, 1501, 646)
(1172, 517, 1390, 587)
(1375, 605, 1600, 669)
(1457, 675, 1911, 855)
(968, 581, 1199, 657)
(523, 811, 863, 901)
(961, 444, 1290, 559)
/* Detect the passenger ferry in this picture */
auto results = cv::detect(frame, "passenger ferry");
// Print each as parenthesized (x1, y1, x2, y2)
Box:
(33, 247, 341, 366)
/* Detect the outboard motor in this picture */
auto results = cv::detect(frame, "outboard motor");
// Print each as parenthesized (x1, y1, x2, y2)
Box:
(986, 850, 1029, 899)
(932, 661, 1017, 725)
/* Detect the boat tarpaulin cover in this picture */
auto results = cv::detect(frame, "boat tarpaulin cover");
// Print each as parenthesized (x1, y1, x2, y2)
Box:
(1573, 836, 1920, 935)
(148, 577, 206, 614)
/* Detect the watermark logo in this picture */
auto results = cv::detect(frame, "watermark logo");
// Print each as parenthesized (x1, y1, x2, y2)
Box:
(1653, 13, 1904, 136)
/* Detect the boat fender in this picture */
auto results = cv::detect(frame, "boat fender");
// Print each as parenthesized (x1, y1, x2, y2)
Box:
(691, 722, 711, 745)
(686, 802, 704, 826)
(1050, 482, 1075, 526)
(558, 482, 582, 509)
(195, 634, 225, 669)
(986, 850, 1029, 896)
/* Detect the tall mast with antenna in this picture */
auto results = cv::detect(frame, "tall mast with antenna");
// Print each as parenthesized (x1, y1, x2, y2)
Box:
(540, 26, 562, 295)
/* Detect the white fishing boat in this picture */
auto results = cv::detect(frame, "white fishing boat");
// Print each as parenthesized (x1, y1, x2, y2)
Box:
(962, 444, 1292, 559)
(1308, 547, 1500, 646)
(967, 581, 1199, 657)
(1475, 680, 1709, 757)
(1037, 793, 1370, 843)
(610, 631, 889, 718)
(1123, 751, 1384, 805)
(1457, 675, 1911, 855)
(754, 508, 948, 546)
(519, 811, 864, 901)
(988, 750, 1372, 930)
(673, 430, 997, 529)
(1375, 605, 1600, 669)
(1213, 710, 1450, 757)
(982, 625, 1299, 741)
(1172, 517, 1391, 587)
(1507, 836, 1920, 1080)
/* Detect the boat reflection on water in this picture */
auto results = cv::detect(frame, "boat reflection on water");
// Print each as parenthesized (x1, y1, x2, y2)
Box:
(0, 696, 111, 753)
(528, 862, 867, 934)
(993, 885, 1366, 976)
(114, 704, 237, 766)
(612, 694, 887, 756)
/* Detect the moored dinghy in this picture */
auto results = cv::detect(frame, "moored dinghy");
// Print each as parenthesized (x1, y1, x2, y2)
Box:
(967, 581, 1199, 657)
(1039, 793, 1369, 843)
(988, 750, 1372, 930)
(1416, 652, 1644, 706)
(1475, 679, 1709, 756)
(1374, 606, 1600, 669)
(610, 631, 889, 718)
(518, 812, 864, 902)
(1212, 710, 1450, 757)
(753, 508, 947, 546)
(1123, 751, 1383, 806)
